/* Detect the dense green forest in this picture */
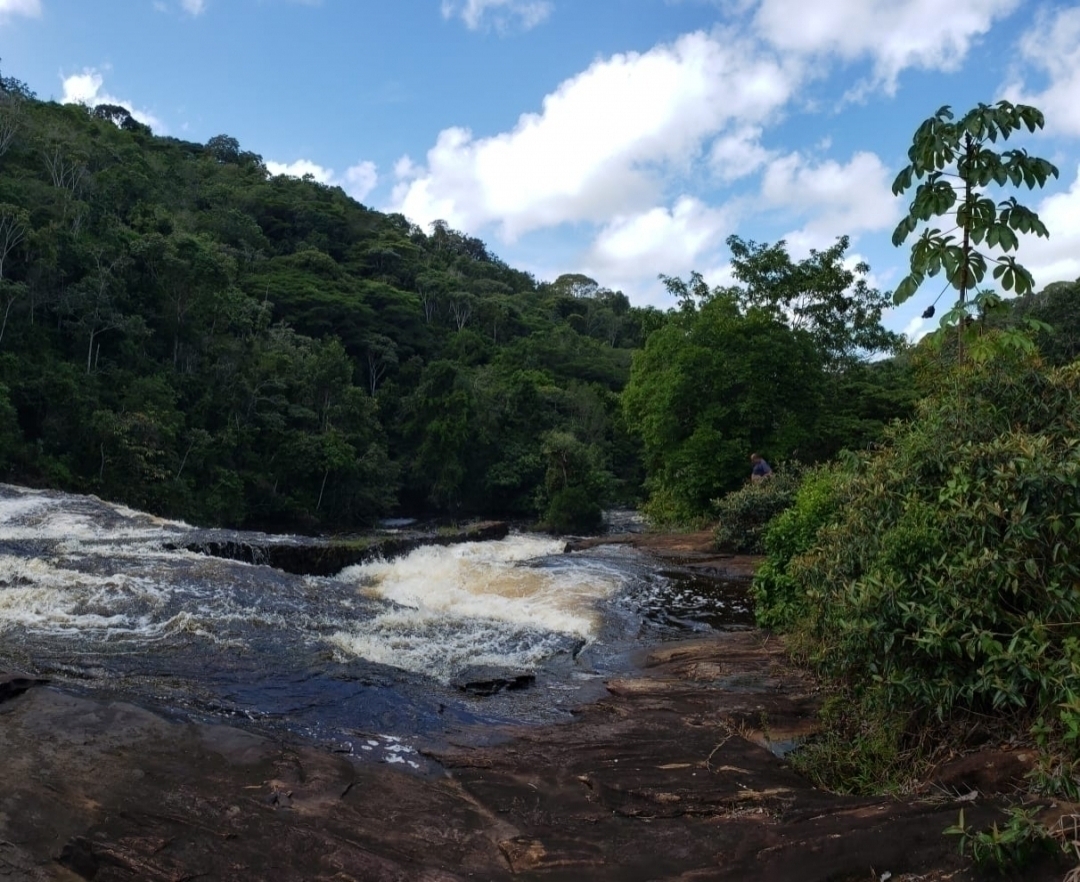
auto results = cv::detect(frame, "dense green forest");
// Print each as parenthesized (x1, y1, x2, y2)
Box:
(0, 69, 660, 531)
(0, 65, 924, 533)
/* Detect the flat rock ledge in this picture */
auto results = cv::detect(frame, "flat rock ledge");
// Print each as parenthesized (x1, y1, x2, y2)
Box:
(1, 631, 1066, 881)
(173, 520, 510, 576)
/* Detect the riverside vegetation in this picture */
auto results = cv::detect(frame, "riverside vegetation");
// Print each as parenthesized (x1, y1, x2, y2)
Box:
(725, 101, 1080, 873)
(3, 58, 1080, 872)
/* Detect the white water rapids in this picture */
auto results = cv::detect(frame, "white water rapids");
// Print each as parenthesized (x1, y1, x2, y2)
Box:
(329, 537, 628, 679)
(0, 483, 751, 753)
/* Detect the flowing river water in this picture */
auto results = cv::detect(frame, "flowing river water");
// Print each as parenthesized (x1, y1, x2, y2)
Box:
(0, 484, 751, 767)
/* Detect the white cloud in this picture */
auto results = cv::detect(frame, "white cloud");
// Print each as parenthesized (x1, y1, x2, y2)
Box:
(0, 0, 40, 22)
(60, 69, 165, 132)
(267, 157, 380, 203)
(180, 0, 206, 15)
(440, 0, 552, 32)
(902, 313, 931, 344)
(390, 30, 799, 239)
(761, 150, 898, 246)
(709, 126, 773, 181)
(343, 160, 378, 202)
(1021, 164, 1080, 288)
(393, 155, 420, 180)
(265, 159, 335, 184)
(1004, 5, 1080, 138)
(752, 0, 1019, 93)
(0, 0, 40, 24)
(577, 196, 735, 306)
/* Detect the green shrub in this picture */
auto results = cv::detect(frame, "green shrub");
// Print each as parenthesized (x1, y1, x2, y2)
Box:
(711, 463, 804, 554)
(777, 354, 1080, 785)
(537, 430, 609, 534)
(543, 485, 603, 534)
(944, 806, 1060, 871)
(751, 463, 854, 629)
(789, 692, 912, 794)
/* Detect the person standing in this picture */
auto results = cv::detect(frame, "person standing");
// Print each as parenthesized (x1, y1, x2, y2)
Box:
(750, 453, 773, 483)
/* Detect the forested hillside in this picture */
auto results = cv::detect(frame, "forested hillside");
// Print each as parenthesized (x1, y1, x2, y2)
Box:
(0, 69, 669, 531)
(0, 65, 938, 533)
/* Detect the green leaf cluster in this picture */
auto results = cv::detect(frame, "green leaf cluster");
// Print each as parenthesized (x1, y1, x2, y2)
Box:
(750, 463, 854, 629)
(892, 101, 1058, 316)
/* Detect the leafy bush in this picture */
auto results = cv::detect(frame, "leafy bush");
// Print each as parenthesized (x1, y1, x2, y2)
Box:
(711, 463, 804, 554)
(944, 806, 1060, 871)
(537, 430, 608, 534)
(751, 463, 854, 629)
(789, 693, 913, 794)
(543, 485, 603, 534)
(776, 353, 1080, 786)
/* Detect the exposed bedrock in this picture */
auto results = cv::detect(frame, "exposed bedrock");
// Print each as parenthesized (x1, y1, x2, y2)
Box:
(1, 631, 1062, 881)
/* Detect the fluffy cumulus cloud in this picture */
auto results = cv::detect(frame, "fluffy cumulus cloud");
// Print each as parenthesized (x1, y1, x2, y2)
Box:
(760, 150, 899, 250)
(391, 30, 798, 239)
(752, 0, 1020, 93)
(265, 159, 335, 184)
(1020, 165, 1080, 287)
(180, 0, 207, 15)
(0, 0, 41, 23)
(267, 158, 379, 203)
(386, 0, 1039, 304)
(709, 126, 773, 182)
(581, 196, 735, 299)
(1004, 5, 1080, 138)
(61, 69, 165, 132)
(440, 0, 552, 32)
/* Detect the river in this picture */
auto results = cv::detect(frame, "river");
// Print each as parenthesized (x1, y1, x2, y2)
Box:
(0, 483, 751, 766)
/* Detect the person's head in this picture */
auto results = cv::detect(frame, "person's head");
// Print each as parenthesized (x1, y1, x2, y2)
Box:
(750, 453, 761, 463)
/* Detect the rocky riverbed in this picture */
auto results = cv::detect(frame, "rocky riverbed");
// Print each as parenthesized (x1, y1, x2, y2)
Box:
(2, 529, 1066, 881)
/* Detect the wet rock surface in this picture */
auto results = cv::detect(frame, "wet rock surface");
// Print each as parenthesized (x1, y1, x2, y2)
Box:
(565, 529, 761, 581)
(451, 665, 537, 696)
(175, 519, 511, 576)
(0, 631, 1064, 881)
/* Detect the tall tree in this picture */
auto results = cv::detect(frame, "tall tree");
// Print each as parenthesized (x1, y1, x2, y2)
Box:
(726, 235, 900, 368)
(623, 292, 823, 522)
(891, 101, 1058, 339)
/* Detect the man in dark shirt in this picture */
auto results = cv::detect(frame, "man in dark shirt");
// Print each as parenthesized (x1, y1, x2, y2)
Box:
(750, 453, 773, 483)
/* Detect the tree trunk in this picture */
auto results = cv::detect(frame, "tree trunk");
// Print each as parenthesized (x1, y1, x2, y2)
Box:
(86, 327, 96, 374)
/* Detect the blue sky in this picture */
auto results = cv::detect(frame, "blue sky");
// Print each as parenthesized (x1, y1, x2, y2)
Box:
(3, 0, 1080, 339)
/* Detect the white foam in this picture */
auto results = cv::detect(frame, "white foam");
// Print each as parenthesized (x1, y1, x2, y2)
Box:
(329, 535, 627, 680)
(0, 485, 190, 543)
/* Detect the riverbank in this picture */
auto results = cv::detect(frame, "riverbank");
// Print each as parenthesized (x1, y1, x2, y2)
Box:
(0, 527, 1066, 880)
(566, 528, 760, 580)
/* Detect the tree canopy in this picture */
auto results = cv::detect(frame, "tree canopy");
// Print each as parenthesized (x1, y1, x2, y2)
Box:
(0, 69, 923, 533)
